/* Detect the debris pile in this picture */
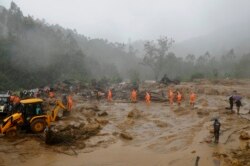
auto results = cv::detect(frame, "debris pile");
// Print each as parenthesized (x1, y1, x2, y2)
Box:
(45, 121, 101, 146)
(240, 131, 250, 140)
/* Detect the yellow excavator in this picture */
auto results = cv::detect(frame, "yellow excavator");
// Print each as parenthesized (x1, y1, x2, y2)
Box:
(0, 98, 66, 136)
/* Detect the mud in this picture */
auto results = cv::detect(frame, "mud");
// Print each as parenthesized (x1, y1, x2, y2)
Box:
(1, 79, 250, 166)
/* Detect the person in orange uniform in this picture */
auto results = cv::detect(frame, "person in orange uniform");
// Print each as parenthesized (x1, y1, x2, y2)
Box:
(49, 90, 55, 98)
(107, 89, 112, 102)
(131, 89, 137, 103)
(13, 96, 20, 105)
(67, 95, 73, 111)
(145, 92, 151, 105)
(168, 89, 174, 105)
(10, 95, 21, 112)
(10, 95, 15, 103)
(177, 91, 182, 106)
(190, 91, 196, 107)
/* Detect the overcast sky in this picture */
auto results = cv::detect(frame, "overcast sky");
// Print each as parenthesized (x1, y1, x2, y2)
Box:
(1, 0, 250, 43)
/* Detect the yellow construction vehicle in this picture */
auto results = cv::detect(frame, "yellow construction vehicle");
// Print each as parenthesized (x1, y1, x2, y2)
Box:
(0, 98, 66, 136)
(0, 112, 24, 137)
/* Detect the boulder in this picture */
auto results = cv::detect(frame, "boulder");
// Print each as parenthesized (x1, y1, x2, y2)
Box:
(240, 131, 250, 140)
(95, 118, 109, 125)
(98, 111, 108, 116)
(120, 132, 133, 140)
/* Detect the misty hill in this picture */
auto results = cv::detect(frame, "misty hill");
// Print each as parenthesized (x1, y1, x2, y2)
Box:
(1, 2, 250, 91)
(0, 3, 151, 90)
(172, 23, 250, 57)
(131, 23, 250, 58)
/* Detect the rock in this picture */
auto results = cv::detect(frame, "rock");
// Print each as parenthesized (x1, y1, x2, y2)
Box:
(98, 111, 108, 116)
(239, 131, 250, 140)
(231, 158, 240, 165)
(120, 132, 133, 140)
(95, 118, 109, 125)
(78, 142, 86, 149)
(112, 132, 119, 136)
(127, 108, 141, 119)
(117, 119, 135, 130)
(86, 105, 101, 112)
(83, 123, 101, 132)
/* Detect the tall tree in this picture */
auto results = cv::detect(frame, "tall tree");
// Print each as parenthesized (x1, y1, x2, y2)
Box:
(143, 36, 174, 80)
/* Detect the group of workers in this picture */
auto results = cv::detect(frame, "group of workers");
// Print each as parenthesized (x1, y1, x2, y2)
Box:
(106, 88, 197, 106)
(228, 91, 242, 114)
(65, 95, 73, 111)
(212, 90, 243, 144)
(168, 89, 196, 106)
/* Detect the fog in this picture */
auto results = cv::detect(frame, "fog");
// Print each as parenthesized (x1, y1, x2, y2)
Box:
(1, 1, 250, 90)
(2, 0, 250, 43)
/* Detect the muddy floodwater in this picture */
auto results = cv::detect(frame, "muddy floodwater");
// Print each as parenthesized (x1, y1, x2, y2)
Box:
(1, 79, 250, 166)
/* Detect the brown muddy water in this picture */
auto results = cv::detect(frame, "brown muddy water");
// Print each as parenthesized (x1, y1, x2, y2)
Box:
(1, 80, 250, 166)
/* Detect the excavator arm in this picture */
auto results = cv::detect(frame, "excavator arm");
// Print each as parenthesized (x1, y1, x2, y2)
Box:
(49, 100, 66, 122)
(0, 113, 23, 134)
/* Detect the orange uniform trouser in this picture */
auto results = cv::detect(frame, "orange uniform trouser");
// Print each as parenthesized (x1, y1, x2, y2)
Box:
(190, 99, 195, 105)
(169, 97, 173, 105)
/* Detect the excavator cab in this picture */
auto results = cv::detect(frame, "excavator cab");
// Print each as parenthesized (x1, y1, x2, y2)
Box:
(19, 98, 47, 133)
(0, 94, 11, 117)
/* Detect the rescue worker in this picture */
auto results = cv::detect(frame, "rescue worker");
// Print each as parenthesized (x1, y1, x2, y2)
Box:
(168, 89, 174, 105)
(234, 95, 242, 114)
(13, 95, 20, 105)
(35, 104, 42, 115)
(49, 90, 55, 98)
(62, 94, 67, 106)
(190, 91, 196, 107)
(96, 90, 102, 101)
(213, 118, 221, 144)
(145, 92, 151, 105)
(177, 91, 182, 106)
(10, 95, 20, 112)
(229, 95, 234, 113)
(107, 89, 112, 102)
(67, 95, 73, 111)
(131, 89, 137, 103)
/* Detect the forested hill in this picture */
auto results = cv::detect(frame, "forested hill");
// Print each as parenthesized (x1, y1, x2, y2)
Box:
(0, 3, 141, 90)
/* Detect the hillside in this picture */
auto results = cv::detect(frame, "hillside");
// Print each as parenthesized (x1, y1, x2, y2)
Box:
(172, 23, 250, 57)
(0, 3, 148, 90)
